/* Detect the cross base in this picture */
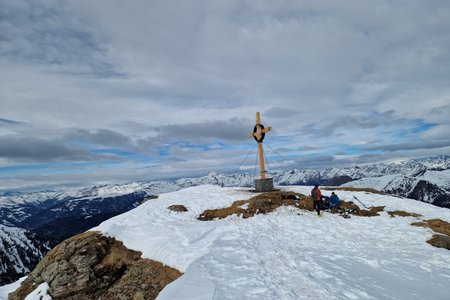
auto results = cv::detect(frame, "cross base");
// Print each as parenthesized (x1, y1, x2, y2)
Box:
(255, 178, 274, 192)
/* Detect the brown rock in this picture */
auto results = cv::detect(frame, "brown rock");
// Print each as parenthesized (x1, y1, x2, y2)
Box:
(412, 219, 450, 236)
(427, 234, 450, 250)
(167, 205, 188, 212)
(9, 231, 182, 300)
(388, 210, 422, 218)
(198, 191, 311, 221)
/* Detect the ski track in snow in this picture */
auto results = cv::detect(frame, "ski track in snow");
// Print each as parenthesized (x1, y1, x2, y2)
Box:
(90, 185, 450, 299)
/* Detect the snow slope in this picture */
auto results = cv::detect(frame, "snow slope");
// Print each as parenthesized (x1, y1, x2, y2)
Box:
(0, 226, 51, 285)
(84, 185, 450, 300)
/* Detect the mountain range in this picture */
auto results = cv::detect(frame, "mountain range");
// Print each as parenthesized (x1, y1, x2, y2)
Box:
(3, 185, 450, 299)
(0, 155, 449, 285)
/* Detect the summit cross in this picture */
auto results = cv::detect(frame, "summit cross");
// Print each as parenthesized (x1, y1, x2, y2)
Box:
(250, 112, 272, 179)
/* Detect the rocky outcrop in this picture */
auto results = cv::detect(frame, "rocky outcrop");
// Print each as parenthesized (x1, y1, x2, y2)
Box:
(427, 235, 450, 250)
(197, 191, 385, 221)
(8, 231, 182, 300)
(412, 219, 450, 251)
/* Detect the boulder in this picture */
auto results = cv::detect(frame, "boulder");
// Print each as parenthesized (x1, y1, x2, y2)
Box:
(9, 231, 182, 300)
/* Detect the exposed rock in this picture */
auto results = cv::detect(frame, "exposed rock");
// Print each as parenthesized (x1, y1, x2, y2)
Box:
(411, 219, 450, 236)
(198, 191, 309, 221)
(197, 191, 385, 220)
(359, 206, 385, 217)
(167, 205, 188, 212)
(411, 219, 450, 251)
(9, 231, 182, 300)
(388, 211, 422, 218)
(427, 234, 450, 250)
(338, 201, 385, 217)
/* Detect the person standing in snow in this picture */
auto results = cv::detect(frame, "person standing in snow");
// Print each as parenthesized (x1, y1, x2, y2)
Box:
(311, 184, 322, 215)
(329, 192, 340, 212)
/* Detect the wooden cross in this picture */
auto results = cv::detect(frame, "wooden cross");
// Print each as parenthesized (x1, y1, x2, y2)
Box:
(249, 112, 271, 179)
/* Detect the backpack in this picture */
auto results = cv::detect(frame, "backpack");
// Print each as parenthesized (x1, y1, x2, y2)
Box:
(311, 189, 318, 201)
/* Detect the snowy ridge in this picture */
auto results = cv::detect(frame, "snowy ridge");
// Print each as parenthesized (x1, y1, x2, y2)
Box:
(88, 185, 450, 299)
(341, 169, 450, 195)
(0, 182, 161, 208)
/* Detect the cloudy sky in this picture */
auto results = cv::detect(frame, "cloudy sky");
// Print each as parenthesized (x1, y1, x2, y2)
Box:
(1, 0, 450, 191)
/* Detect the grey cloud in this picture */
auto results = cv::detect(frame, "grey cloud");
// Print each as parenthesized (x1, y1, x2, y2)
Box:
(152, 118, 251, 143)
(290, 155, 335, 169)
(0, 136, 104, 162)
(265, 107, 301, 119)
(62, 118, 252, 156)
(362, 139, 450, 152)
(0, 118, 27, 127)
(334, 152, 347, 155)
(298, 146, 323, 151)
(65, 129, 132, 148)
(429, 105, 449, 115)
(0, 0, 116, 76)
(299, 110, 410, 138)
(2, 0, 450, 189)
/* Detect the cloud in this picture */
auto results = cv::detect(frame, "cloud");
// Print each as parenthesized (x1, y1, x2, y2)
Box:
(151, 118, 250, 143)
(0, 136, 109, 162)
(65, 129, 132, 148)
(265, 107, 301, 119)
(297, 146, 323, 151)
(362, 139, 450, 152)
(0, 118, 28, 127)
(2, 0, 450, 189)
(420, 124, 450, 140)
(0, 0, 115, 76)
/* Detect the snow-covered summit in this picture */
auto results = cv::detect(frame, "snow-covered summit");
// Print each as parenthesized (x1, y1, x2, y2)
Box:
(4, 184, 450, 299)
(88, 185, 450, 299)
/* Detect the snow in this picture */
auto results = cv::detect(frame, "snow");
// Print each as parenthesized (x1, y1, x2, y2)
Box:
(422, 169, 450, 191)
(0, 225, 38, 274)
(341, 175, 402, 191)
(92, 185, 450, 300)
(24, 282, 51, 300)
(0, 280, 51, 300)
(0, 277, 25, 300)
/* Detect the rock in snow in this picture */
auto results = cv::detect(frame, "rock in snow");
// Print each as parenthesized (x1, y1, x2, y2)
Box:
(3, 185, 450, 299)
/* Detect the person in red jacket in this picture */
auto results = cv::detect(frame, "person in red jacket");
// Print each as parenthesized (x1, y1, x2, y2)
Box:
(311, 184, 322, 215)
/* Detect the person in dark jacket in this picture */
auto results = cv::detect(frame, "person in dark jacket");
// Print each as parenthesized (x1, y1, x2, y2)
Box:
(311, 185, 322, 215)
(329, 192, 340, 212)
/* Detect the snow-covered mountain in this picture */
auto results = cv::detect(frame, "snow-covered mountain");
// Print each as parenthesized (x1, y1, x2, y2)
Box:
(0, 225, 51, 285)
(201, 155, 450, 208)
(3, 185, 450, 299)
(1, 155, 449, 288)
(195, 155, 450, 208)
(0, 188, 151, 241)
(272, 155, 450, 184)
(341, 168, 450, 207)
(0, 184, 162, 285)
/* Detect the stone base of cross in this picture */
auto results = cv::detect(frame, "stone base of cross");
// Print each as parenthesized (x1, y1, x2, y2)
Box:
(255, 177, 274, 192)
